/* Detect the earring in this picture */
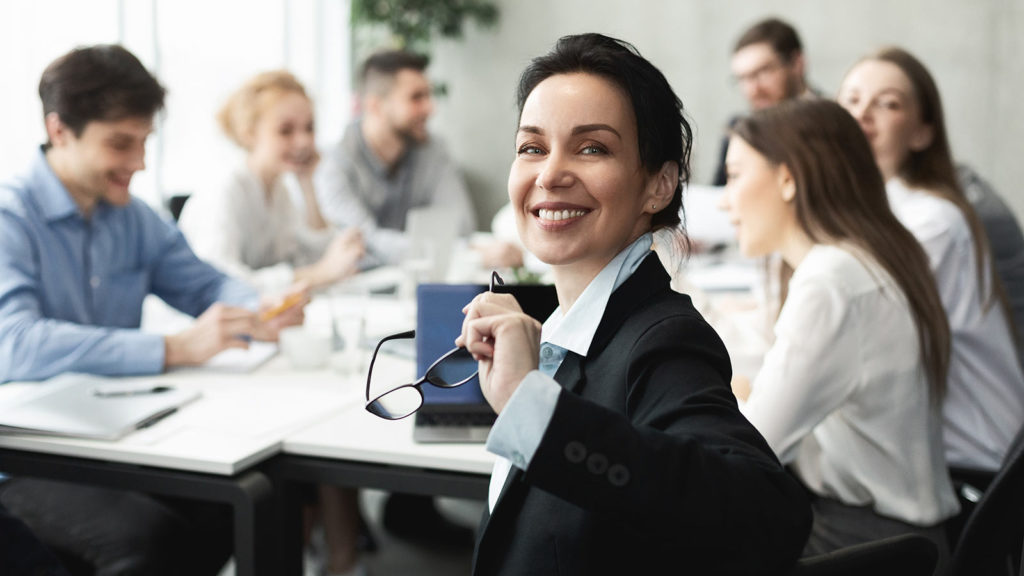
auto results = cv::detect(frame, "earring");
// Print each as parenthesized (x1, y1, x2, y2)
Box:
(651, 203, 657, 211)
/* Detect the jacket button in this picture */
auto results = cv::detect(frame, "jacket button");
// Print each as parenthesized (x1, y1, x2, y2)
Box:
(564, 441, 586, 463)
(608, 464, 630, 487)
(586, 453, 609, 475)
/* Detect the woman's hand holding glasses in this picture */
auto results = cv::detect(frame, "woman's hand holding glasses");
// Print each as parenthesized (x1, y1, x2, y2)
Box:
(457, 290, 542, 415)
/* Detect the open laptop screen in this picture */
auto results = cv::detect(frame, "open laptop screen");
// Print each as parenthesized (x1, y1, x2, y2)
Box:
(415, 283, 559, 406)
(416, 284, 488, 405)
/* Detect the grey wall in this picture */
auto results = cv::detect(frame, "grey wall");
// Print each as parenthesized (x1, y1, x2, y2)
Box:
(422, 0, 1024, 230)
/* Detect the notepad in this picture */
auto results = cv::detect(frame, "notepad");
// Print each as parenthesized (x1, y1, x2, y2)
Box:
(0, 373, 201, 441)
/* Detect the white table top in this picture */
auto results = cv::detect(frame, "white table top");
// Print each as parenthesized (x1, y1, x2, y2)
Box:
(284, 399, 496, 476)
(0, 354, 362, 475)
(0, 291, 437, 477)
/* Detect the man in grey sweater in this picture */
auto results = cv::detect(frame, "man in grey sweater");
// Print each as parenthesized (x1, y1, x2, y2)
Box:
(316, 50, 476, 266)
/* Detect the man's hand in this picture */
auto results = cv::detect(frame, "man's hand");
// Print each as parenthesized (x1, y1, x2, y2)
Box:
(253, 285, 310, 342)
(456, 292, 541, 414)
(164, 303, 257, 368)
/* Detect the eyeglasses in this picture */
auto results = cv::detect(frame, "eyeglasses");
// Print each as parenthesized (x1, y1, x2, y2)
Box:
(732, 59, 786, 87)
(364, 271, 504, 420)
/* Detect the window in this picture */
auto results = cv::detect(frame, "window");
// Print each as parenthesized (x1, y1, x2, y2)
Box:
(0, 0, 352, 212)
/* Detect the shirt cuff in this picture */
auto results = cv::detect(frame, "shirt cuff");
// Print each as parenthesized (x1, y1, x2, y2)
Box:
(485, 370, 562, 471)
(115, 330, 167, 375)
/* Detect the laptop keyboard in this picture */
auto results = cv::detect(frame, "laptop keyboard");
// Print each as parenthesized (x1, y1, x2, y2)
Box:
(416, 411, 496, 428)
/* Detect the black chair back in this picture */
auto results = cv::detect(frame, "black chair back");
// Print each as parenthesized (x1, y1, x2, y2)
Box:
(950, 425, 1024, 576)
(788, 533, 938, 576)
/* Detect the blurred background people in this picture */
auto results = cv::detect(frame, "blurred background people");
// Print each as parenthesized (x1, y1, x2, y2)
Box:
(315, 50, 476, 267)
(712, 17, 820, 186)
(838, 47, 1024, 475)
(725, 99, 958, 562)
(179, 70, 364, 295)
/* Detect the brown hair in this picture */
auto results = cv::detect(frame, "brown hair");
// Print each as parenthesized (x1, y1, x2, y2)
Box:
(218, 70, 309, 149)
(39, 44, 165, 144)
(859, 47, 1004, 314)
(734, 17, 803, 62)
(733, 99, 950, 400)
(360, 49, 430, 98)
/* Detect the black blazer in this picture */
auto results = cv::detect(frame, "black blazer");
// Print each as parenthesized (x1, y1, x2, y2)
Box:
(473, 253, 811, 576)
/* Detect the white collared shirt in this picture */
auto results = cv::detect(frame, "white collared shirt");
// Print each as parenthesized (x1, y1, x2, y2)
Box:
(887, 178, 1024, 471)
(741, 244, 959, 525)
(485, 233, 653, 512)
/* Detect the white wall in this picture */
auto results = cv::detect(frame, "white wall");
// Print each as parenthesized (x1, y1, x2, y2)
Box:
(424, 0, 1024, 229)
(2, 1, 1020, 227)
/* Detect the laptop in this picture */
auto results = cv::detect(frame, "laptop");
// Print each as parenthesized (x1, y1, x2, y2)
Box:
(0, 373, 201, 441)
(413, 283, 558, 443)
(404, 206, 460, 283)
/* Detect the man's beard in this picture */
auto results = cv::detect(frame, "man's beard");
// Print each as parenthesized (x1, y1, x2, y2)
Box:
(391, 119, 429, 145)
(783, 72, 804, 100)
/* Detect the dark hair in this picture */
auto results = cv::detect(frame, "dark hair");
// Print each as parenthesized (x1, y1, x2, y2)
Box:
(734, 17, 803, 62)
(861, 47, 1003, 313)
(515, 33, 692, 232)
(733, 99, 950, 401)
(360, 49, 430, 97)
(39, 44, 166, 140)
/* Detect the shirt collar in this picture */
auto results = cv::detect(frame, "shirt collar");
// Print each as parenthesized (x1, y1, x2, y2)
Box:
(885, 176, 916, 199)
(354, 119, 414, 178)
(541, 232, 653, 357)
(30, 146, 80, 222)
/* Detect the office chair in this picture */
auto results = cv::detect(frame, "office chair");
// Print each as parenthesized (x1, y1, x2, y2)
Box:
(787, 533, 938, 576)
(949, 424, 1024, 576)
(946, 465, 996, 547)
(167, 193, 191, 223)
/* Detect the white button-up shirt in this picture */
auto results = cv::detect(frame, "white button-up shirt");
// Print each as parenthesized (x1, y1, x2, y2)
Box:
(888, 178, 1024, 471)
(742, 244, 959, 525)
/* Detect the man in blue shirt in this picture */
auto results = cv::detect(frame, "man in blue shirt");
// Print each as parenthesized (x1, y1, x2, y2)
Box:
(0, 45, 302, 575)
(0, 61, 303, 383)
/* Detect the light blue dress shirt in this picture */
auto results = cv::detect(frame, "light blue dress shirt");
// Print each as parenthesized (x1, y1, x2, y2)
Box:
(0, 148, 258, 383)
(486, 233, 653, 511)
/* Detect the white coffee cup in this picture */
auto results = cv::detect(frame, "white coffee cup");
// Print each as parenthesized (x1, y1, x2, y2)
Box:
(278, 326, 332, 370)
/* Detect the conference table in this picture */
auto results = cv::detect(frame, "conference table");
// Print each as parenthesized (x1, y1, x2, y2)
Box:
(0, 350, 359, 576)
(0, 253, 765, 575)
(0, 284, 496, 576)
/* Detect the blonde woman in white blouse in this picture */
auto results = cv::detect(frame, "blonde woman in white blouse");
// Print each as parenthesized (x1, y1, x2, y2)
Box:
(838, 47, 1024, 474)
(180, 70, 363, 295)
(181, 71, 365, 576)
(721, 99, 959, 562)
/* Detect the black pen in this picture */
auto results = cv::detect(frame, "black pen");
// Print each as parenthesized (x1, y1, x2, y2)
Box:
(93, 385, 175, 398)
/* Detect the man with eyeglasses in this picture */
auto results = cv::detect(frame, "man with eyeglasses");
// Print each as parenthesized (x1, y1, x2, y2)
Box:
(711, 17, 820, 185)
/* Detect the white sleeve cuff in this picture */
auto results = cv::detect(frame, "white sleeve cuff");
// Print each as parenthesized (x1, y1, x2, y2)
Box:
(485, 370, 562, 471)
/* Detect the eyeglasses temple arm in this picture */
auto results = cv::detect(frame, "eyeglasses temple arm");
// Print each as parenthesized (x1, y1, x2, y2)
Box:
(365, 329, 416, 401)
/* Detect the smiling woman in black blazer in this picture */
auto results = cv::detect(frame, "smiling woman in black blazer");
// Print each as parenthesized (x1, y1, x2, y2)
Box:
(455, 33, 812, 575)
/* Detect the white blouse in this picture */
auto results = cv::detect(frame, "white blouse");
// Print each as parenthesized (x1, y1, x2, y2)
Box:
(741, 244, 959, 526)
(887, 178, 1024, 472)
(179, 166, 332, 294)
